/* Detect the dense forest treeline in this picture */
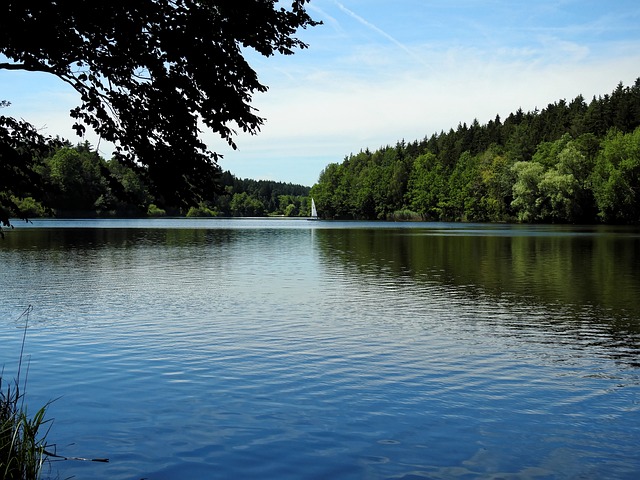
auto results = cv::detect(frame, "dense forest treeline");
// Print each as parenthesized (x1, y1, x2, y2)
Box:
(310, 79, 640, 224)
(6, 79, 640, 223)
(8, 142, 311, 218)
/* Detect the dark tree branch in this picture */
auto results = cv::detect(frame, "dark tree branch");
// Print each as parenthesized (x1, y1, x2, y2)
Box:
(0, 0, 321, 214)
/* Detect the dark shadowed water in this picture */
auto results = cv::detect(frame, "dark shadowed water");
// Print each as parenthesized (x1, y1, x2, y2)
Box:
(1, 218, 639, 479)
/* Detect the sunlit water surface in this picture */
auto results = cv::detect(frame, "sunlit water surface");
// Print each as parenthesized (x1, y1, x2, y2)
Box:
(1, 219, 639, 479)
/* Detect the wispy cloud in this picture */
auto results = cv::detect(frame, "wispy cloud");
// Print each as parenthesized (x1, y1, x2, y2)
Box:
(3, 0, 640, 186)
(332, 0, 430, 69)
(307, 3, 339, 29)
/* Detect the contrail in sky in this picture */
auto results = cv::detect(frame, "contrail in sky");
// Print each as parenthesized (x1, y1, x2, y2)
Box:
(333, 0, 429, 68)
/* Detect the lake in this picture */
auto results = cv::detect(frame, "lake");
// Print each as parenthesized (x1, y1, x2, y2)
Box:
(1, 218, 639, 479)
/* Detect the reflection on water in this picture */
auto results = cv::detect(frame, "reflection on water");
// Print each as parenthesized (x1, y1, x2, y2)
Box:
(314, 225, 640, 315)
(313, 226, 640, 363)
(1, 219, 639, 480)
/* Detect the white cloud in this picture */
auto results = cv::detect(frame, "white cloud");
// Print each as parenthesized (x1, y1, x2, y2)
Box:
(4, 1, 640, 186)
(217, 42, 640, 185)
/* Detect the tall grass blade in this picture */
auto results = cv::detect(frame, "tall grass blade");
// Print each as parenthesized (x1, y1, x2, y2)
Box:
(1, 306, 51, 480)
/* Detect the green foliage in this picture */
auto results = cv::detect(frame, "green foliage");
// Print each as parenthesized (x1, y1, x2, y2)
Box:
(4, 79, 640, 224)
(45, 146, 109, 213)
(445, 151, 480, 221)
(278, 195, 309, 217)
(389, 209, 422, 221)
(0, 111, 61, 230)
(147, 204, 166, 217)
(309, 163, 342, 219)
(104, 159, 151, 214)
(311, 79, 640, 224)
(406, 152, 446, 219)
(1, 1, 319, 216)
(283, 204, 296, 217)
(229, 192, 265, 217)
(8, 197, 46, 218)
(477, 147, 514, 221)
(511, 161, 545, 222)
(591, 128, 640, 223)
(3, 141, 312, 219)
(0, 395, 50, 480)
(509, 135, 597, 223)
(537, 168, 578, 222)
(1, 308, 52, 480)
(186, 204, 218, 217)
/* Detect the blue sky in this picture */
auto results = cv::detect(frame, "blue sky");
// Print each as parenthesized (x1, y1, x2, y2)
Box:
(2, 0, 640, 187)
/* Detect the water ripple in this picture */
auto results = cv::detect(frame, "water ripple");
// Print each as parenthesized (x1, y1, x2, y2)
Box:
(1, 221, 639, 479)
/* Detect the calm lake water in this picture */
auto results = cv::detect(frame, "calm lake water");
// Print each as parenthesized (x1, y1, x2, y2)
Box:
(1, 218, 639, 480)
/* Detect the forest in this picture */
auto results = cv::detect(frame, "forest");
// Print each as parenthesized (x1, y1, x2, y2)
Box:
(310, 78, 640, 224)
(8, 141, 311, 218)
(5, 78, 640, 223)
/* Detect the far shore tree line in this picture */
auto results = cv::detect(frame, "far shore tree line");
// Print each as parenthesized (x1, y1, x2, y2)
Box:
(310, 79, 640, 224)
(4, 78, 640, 224)
(1, 0, 320, 231)
(7, 141, 311, 219)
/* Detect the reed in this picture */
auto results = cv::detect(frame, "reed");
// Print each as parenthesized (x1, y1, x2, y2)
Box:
(0, 306, 52, 480)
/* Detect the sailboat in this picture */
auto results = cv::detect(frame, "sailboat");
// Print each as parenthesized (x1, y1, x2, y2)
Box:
(309, 198, 319, 221)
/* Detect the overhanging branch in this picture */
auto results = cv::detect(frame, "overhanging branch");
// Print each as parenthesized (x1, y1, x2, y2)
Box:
(0, 61, 51, 73)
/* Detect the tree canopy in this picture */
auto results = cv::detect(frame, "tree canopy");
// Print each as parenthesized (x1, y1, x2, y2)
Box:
(0, 0, 319, 227)
(5, 140, 311, 220)
(310, 79, 640, 224)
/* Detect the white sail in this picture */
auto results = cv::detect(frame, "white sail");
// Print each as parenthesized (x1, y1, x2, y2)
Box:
(311, 198, 318, 219)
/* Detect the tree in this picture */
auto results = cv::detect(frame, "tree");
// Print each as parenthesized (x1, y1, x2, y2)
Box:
(537, 167, 578, 222)
(105, 158, 151, 215)
(45, 146, 109, 213)
(1, 0, 319, 224)
(310, 163, 342, 219)
(229, 192, 265, 217)
(591, 127, 640, 223)
(406, 152, 446, 219)
(0, 107, 61, 231)
(510, 161, 545, 222)
(477, 147, 514, 221)
(447, 151, 480, 221)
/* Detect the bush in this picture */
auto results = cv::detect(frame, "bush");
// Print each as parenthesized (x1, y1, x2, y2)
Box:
(388, 209, 422, 221)
(186, 205, 218, 217)
(10, 197, 47, 218)
(147, 204, 166, 217)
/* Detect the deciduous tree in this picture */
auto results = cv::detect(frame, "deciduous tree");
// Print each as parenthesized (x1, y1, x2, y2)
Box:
(591, 127, 640, 223)
(0, 0, 319, 227)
